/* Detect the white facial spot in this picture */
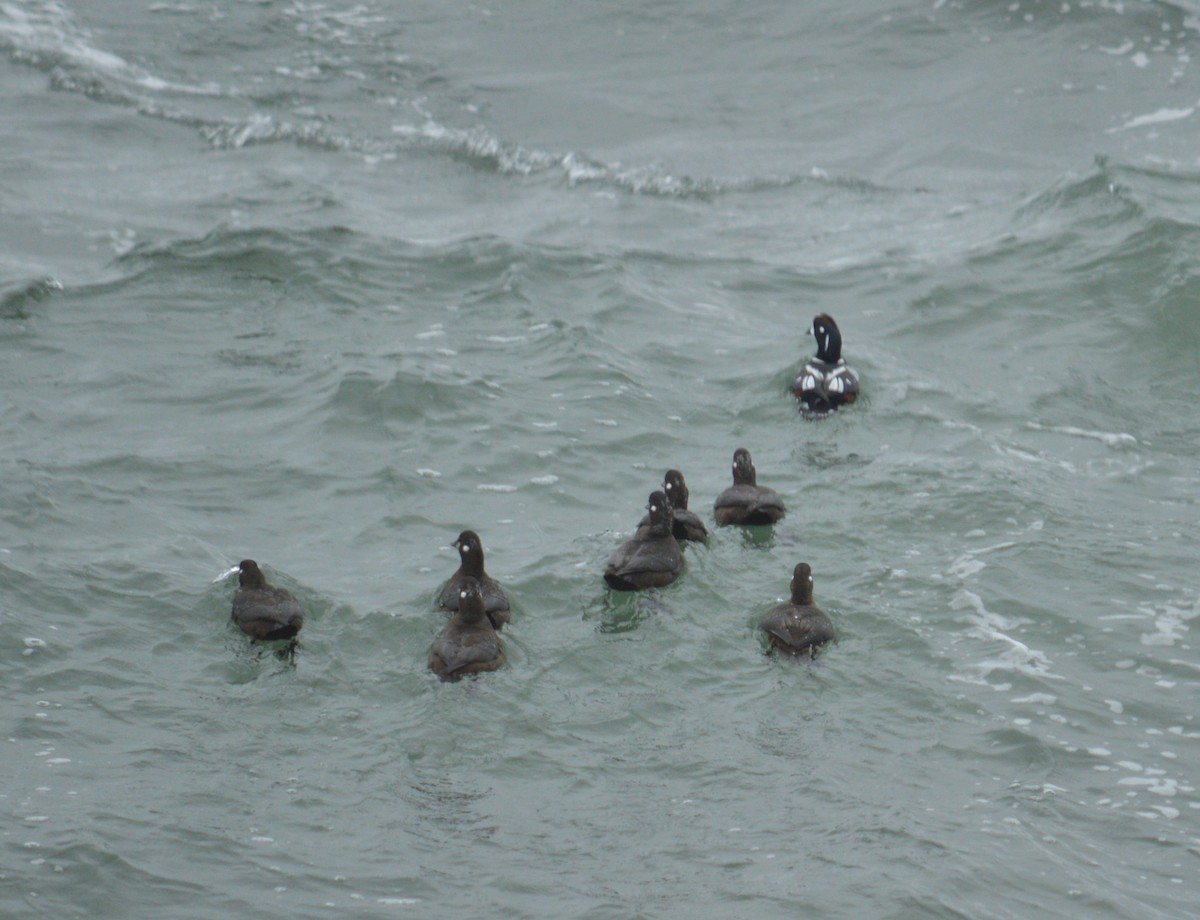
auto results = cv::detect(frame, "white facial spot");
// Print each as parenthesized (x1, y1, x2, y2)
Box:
(650, 504, 659, 513)
(460, 590, 468, 600)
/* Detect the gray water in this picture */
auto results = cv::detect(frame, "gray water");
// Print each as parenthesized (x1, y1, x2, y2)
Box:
(3, 1, 1200, 917)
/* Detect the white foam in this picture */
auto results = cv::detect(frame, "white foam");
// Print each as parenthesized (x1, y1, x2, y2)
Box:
(1108, 107, 1195, 132)
(1012, 693, 1057, 704)
(1138, 603, 1196, 647)
(952, 589, 1060, 679)
(0, 2, 222, 95)
(391, 120, 558, 176)
(994, 443, 1077, 473)
(211, 565, 239, 583)
(1117, 776, 1179, 796)
(390, 117, 744, 197)
(1026, 422, 1138, 447)
(949, 555, 986, 579)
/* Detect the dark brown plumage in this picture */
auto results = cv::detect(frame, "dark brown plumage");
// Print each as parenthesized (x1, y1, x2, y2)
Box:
(713, 448, 786, 526)
(437, 530, 511, 630)
(605, 491, 684, 591)
(231, 559, 304, 641)
(759, 563, 835, 658)
(428, 577, 505, 682)
(638, 469, 708, 543)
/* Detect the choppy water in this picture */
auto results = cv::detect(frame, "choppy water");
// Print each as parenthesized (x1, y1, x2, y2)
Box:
(3, 1, 1200, 917)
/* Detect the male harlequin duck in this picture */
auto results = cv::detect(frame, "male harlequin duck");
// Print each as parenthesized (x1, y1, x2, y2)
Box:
(428, 577, 505, 682)
(713, 448, 786, 526)
(791, 313, 860, 414)
(637, 469, 708, 543)
(438, 530, 511, 630)
(231, 559, 305, 640)
(604, 491, 685, 591)
(759, 563, 835, 658)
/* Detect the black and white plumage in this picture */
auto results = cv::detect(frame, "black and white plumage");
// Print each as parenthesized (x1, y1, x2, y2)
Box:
(231, 559, 305, 641)
(604, 491, 685, 591)
(636, 469, 708, 544)
(713, 448, 786, 527)
(759, 563, 835, 658)
(428, 577, 505, 682)
(438, 530, 511, 631)
(792, 313, 860, 414)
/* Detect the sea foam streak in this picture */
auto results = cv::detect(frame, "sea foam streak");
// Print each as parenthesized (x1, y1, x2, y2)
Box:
(212, 564, 240, 584)
(1026, 422, 1138, 448)
(0, 1, 221, 96)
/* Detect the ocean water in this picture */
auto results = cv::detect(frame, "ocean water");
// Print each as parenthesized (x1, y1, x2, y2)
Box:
(3, 0, 1200, 917)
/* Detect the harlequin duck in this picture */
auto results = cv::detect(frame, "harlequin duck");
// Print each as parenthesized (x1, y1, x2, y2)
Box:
(791, 313, 859, 414)
(428, 576, 505, 681)
(231, 559, 305, 640)
(438, 530, 511, 630)
(604, 491, 685, 591)
(759, 563, 835, 658)
(713, 448, 786, 526)
(636, 469, 708, 543)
